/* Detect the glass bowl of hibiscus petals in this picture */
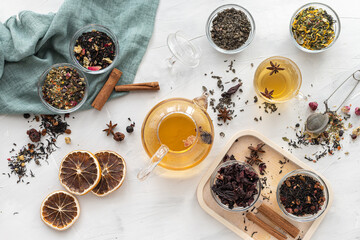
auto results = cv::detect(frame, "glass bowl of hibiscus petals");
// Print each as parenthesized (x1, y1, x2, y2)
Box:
(277, 169, 329, 222)
(210, 161, 261, 211)
(70, 24, 119, 74)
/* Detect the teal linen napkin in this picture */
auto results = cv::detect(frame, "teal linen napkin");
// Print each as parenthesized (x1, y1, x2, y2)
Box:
(0, 0, 159, 114)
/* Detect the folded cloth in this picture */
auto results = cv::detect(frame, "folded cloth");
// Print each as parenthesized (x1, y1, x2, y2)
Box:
(0, 0, 159, 114)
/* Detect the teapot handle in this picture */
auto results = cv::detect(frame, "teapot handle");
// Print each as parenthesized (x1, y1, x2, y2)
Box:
(137, 144, 169, 181)
(193, 92, 208, 111)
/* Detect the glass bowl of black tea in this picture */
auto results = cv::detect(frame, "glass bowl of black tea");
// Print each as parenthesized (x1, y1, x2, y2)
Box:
(277, 169, 329, 222)
(210, 161, 261, 211)
(206, 4, 255, 54)
(290, 3, 340, 53)
(38, 63, 88, 113)
(70, 24, 119, 74)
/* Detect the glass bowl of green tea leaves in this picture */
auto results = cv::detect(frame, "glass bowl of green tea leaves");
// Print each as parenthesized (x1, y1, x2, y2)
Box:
(70, 24, 119, 74)
(290, 3, 341, 53)
(38, 63, 88, 113)
(206, 4, 255, 54)
(210, 161, 261, 211)
(277, 169, 329, 222)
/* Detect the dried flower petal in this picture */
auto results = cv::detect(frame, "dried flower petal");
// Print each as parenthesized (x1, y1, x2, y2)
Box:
(309, 102, 318, 111)
(355, 107, 360, 116)
(341, 106, 351, 114)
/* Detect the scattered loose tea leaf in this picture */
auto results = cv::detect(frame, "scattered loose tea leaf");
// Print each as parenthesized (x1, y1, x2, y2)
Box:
(7, 115, 71, 183)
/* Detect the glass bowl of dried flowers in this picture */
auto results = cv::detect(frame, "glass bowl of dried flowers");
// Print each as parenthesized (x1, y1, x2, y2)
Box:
(290, 2, 341, 53)
(210, 161, 261, 211)
(277, 169, 329, 222)
(38, 63, 88, 113)
(70, 24, 119, 74)
(206, 4, 255, 54)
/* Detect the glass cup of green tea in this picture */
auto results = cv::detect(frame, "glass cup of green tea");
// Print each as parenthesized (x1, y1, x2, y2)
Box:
(137, 94, 214, 181)
(254, 56, 305, 103)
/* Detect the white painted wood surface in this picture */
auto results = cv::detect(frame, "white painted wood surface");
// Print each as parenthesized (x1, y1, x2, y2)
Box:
(1, 1, 360, 239)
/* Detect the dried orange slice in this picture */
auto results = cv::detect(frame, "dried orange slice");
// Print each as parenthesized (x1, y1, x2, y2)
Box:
(59, 150, 101, 195)
(92, 150, 126, 197)
(40, 190, 80, 230)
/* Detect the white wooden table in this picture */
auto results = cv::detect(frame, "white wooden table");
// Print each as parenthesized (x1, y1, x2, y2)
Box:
(1, 1, 360, 239)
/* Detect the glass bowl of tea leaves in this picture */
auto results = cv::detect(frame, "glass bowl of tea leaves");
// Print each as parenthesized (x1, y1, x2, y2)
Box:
(206, 4, 255, 54)
(38, 63, 88, 114)
(210, 161, 261, 212)
(290, 2, 341, 53)
(276, 169, 329, 222)
(70, 24, 119, 74)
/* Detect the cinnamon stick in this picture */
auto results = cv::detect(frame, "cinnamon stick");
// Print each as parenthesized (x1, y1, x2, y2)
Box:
(91, 68, 122, 111)
(258, 204, 300, 238)
(246, 212, 287, 240)
(114, 82, 160, 92)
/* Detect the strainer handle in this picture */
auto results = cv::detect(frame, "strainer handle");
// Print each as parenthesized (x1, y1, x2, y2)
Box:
(137, 144, 169, 181)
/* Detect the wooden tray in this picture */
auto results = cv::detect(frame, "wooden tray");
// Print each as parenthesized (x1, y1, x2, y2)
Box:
(197, 130, 333, 240)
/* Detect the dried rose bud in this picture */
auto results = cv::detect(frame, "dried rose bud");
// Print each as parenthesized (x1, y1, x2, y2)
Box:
(309, 102, 318, 111)
(341, 106, 351, 114)
(27, 128, 41, 142)
(355, 107, 360, 116)
(113, 132, 125, 142)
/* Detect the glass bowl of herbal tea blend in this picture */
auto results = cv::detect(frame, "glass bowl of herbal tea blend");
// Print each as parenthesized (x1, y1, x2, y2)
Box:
(206, 4, 255, 54)
(70, 24, 119, 74)
(210, 161, 261, 212)
(290, 2, 341, 53)
(38, 63, 88, 113)
(276, 169, 329, 222)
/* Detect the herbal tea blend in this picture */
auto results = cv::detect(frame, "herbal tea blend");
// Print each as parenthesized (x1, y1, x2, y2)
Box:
(292, 6, 335, 50)
(279, 174, 326, 216)
(212, 162, 259, 209)
(211, 8, 251, 50)
(6, 114, 71, 183)
(42, 66, 86, 110)
(74, 30, 116, 70)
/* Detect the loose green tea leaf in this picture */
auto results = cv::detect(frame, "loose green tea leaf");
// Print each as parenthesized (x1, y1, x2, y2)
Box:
(211, 8, 251, 50)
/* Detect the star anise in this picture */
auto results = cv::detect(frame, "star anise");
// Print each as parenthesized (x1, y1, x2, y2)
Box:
(248, 143, 266, 154)
(245, 155, 262, 165)
(246, 143, 266, 166)
(260, 88, 274, 99)
(103, 121, 117, 136)
(217, 107, 232, 123)
(266, 61, 285, 75)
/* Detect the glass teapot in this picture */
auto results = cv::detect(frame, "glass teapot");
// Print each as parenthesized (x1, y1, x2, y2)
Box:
(137, 94, 214, 180)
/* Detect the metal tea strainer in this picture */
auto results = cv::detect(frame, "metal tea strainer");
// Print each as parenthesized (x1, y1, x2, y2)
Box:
(306, 70, 360, 134)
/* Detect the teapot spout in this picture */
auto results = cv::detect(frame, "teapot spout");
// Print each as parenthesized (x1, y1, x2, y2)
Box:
(193, 93, 208, 111)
